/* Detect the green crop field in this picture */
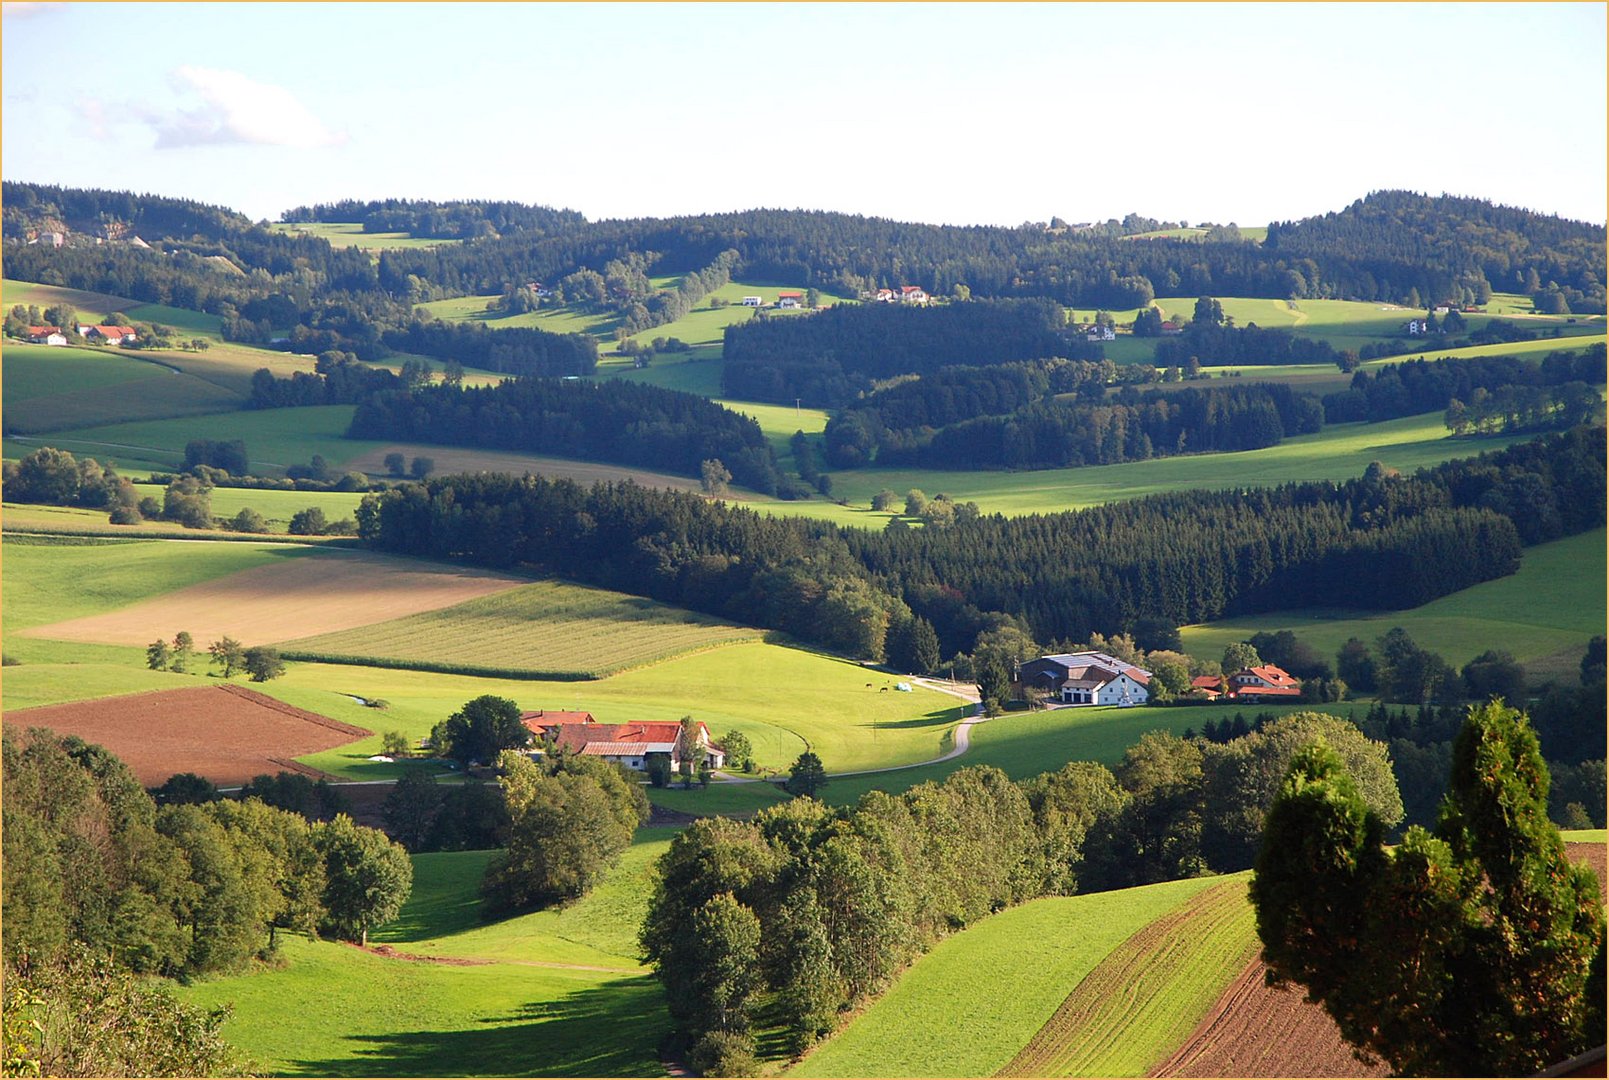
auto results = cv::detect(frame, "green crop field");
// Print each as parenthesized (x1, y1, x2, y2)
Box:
(280, 577, 765, 679)
(999, 878, 1257, 1077)
(178, 832, 674, 1077)
(3, 343, 243, 432)
(788, 875, 1227, 1077)
(1182, 527, 1608, 683)
(4, 344, 167, 401)
(270, 221, 461, 250)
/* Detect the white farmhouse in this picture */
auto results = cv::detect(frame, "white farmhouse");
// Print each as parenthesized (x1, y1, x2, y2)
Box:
(1017, 651, 1152, 707)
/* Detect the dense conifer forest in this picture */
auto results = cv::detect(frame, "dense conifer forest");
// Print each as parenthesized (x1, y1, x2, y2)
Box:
(355, 425, 1603, 659)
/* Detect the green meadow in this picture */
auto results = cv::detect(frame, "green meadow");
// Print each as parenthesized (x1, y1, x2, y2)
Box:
(1181, 528, 1607, 681)
(269, 221, 461, 251)
(177, 833, 674, 1077)
(788, 875, 1228, 1078)
(797, 411, 1533, 519)
(3, 343, 242, 432)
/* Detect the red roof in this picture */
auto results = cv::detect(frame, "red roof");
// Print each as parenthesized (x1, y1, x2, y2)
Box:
(1191, 675, 1225, 691)
(26, 325, 61, 336)
(1242, 664, 1300, 688)
(901, 285, 925, 293)
(777, 291, 804, 298)
(520, 709, 595, 734)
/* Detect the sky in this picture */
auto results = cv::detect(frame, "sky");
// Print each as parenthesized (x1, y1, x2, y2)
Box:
(3, 2, 1605, 227)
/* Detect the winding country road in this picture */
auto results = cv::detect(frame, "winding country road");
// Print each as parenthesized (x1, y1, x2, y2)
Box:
(712, 675, 987, 784)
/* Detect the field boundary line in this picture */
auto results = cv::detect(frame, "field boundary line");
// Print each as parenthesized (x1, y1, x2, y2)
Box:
(216, 683, 372, 739)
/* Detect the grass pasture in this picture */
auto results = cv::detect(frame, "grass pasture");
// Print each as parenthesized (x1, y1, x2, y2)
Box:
(3, 342, 243, 432)
(280, 577, 765, 679)
(809, 411, 1532, 518)
(1181, 527, 1607, 683)
(2, 278, 136, 315)
(179, 832, 674, 1076)
(788, 875, 1227, 1077)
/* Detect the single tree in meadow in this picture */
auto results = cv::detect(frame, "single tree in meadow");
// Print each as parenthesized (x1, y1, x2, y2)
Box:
(784, 752, 827, 798)
(383, 452, 407, 477)
(169, 631, 195, 674)
(145, 638, 172, 671)
(208, 636, 246, 678)
(243, 646, 286, 682)
(700, 459, 732, 498)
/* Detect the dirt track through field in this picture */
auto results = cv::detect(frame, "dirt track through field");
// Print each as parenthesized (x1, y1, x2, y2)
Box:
(1151, 842, 1607, 1078)
(3, 684, 371, 786)
(26, 547, 528, 646)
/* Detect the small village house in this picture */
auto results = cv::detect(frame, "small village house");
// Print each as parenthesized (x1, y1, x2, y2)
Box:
(899, 285, 929, 305)
(776, 291, 804, 309)
(26, 325, 67, 346)
(520, 711, 726, 772)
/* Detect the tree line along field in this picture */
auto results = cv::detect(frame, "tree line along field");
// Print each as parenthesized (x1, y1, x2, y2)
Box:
(279, 576, 766, 680)
(1180, 527, 1607, 682)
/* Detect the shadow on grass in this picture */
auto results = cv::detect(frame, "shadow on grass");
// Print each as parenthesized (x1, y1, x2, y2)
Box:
(868, 704, 968, 731)
(282, 977, 670, 1077)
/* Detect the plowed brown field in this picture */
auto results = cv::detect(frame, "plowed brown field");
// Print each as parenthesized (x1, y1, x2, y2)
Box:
(25, 548, 526, 646)
(1152, 842, 1608, 1078)
(3, 684, 370, 786)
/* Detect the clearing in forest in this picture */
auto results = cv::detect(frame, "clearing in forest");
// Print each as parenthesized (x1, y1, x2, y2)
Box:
(26, 548, 527, 646)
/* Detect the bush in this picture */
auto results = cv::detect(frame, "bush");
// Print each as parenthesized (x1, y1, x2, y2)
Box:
(108, 505, 142, 525)
(228, 508, 269, 533)
(688, 1030, 760, 1077)
(287, 507, 328, 535)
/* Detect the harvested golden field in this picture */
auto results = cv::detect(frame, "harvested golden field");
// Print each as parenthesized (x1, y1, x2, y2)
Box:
(343, 443, 704, 492)
(25, 548, 527, 646)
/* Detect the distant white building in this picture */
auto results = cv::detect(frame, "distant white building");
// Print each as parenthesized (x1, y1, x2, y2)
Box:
(1017, 651, 1152, 707)
(899, 285, 929, 305)
(740, 296, 763, 307)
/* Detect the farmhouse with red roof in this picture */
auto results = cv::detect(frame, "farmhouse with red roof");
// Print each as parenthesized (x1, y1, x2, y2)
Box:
(520, 711, 725, 772)
(1226, 663, 1303, 702)
(78, 324, 138, 345)
(26, 325, 66, 345)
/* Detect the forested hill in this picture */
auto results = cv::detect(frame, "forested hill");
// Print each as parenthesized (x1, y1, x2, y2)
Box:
(5, 183, 1605, 353)
(1265, 191, 1608, 313)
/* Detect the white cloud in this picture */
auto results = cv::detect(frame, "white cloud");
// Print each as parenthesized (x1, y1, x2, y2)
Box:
(152, 66, 345, 150)
(74, 96, 109, 140)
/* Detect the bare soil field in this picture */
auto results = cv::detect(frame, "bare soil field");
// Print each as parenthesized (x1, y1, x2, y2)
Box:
(25, 548, 527, 646)
(344, 444, 704, 493)
(3, 683, 370, 786)
(1152, 842, 1607, 1078)
(1150, 960, 1386, 1079)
